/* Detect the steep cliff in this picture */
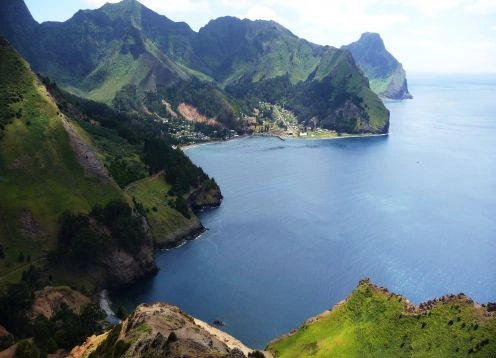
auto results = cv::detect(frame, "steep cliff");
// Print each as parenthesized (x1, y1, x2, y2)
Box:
(344, 32, 412, 99)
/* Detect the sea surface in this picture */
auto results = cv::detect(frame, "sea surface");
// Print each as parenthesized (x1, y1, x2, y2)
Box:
(113, 74, 496, 348)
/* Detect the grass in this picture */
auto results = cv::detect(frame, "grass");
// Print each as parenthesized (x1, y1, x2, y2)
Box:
(85, 49, 144, 103)
(268, 280, 496, 357)
(124, 173, 200, 246)
(0, 39, 123, 280)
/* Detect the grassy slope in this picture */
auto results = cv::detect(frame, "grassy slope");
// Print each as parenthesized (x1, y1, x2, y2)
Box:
(268, 280, 496, 357)
(124, 173, 200, 246)
(0, 38, 122, 281)
(318, 50, 389, 133)
(369, 68, 406, 96)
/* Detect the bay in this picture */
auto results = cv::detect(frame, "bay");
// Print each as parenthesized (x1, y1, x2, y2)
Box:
(113, 74, 496, 348)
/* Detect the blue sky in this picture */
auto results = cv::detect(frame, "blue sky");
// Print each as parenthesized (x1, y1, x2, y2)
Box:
(25, 0, 496, 74)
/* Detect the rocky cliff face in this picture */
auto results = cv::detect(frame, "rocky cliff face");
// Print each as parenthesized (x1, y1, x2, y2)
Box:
(31, 286, 91, 319)
(90, 217, 159, 288)
(91, 239, 158, 288)
(190, 186, 223, 211)
(70, 303, 255, 357)
(344, 32, 412, 100)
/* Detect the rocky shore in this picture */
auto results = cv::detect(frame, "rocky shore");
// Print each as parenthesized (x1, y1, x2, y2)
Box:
(69, 303, 258, 358)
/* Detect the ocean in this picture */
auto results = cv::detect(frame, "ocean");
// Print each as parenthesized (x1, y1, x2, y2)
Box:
(113, 74, 496, 348)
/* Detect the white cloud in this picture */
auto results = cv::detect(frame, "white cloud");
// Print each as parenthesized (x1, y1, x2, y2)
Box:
(245, 6, 280, 22)
(84, 0, 120, 6)
(78, 0, 495, 73)
(465, 0, 496, 14)
(394, 0, 472, 16)
(139, 0, 210, 14)
(84, 0, 210, 14)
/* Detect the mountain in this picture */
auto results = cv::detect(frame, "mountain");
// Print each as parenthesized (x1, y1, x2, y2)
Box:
(0, 0, 390, 134)
(198, 17, 389, 134)
(344, 32, 412, 99)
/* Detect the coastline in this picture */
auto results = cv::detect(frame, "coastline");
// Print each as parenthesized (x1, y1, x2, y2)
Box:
(181, 132, 389, 151)
(193, 318, 255, 356)
(154, 223, 206, 250)
(267, 279, 494, 351)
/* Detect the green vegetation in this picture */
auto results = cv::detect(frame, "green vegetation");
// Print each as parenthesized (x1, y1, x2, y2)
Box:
(0, 37, 122, 279)
(143, 138, 214, 196)
(89, 323, 131, 358)
(125, 174, 199, 245)
(1, 2, 390, 135)
(32, 303, 105, 353)
(156, 78, 241, 129)
(51, 200, 146, 269)
(268, 279, 496, 357)
(344, 32, 412, 99)
(0, 277, 105, 357)
(14, 340, 40, 358)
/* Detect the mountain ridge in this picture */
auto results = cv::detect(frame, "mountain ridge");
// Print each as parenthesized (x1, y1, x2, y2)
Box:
(1, 0, 390, 134)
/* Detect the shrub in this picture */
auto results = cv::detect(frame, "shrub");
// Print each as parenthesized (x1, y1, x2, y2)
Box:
(15, 340, 40, 358)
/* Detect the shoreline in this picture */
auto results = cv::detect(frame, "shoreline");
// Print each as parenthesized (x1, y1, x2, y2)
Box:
(181, 132, 389, 151)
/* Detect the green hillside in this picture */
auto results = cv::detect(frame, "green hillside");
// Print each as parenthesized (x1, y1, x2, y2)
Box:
(268, 279, 496, 357)
(0, 37, 122, 281)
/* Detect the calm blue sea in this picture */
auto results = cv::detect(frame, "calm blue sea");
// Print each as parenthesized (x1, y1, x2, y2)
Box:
(113, 74, 496, 348)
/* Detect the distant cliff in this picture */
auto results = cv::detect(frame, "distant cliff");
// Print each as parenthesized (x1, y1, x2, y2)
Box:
(344, 33, 412, 99)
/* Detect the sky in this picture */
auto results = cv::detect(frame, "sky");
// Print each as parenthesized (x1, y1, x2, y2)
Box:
(24, 0, 496, 74)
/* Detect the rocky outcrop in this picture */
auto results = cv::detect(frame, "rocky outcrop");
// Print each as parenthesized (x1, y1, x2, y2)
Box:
(70, 303, 255, 358)
(153, 183, 222, 248)
(190, 186, 223, 211)
(90, 233, 159, 288)
(31, 286, 91, 319)
(344, 32, 412, 100)
(153, 218, 205, 249)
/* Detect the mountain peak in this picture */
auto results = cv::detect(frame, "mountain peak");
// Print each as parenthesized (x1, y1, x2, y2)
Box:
(356, 32, 386, 51)
(344, 32, 412, 99)
(0, 0, 37, 27)
(100, 0, 144, 16)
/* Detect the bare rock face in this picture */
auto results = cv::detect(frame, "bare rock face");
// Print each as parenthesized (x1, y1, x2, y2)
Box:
(90, 234, 159, 288)
(70, 303, 255, 358)
(31, 286, 91, 319)
(190, 183, 223, 211)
